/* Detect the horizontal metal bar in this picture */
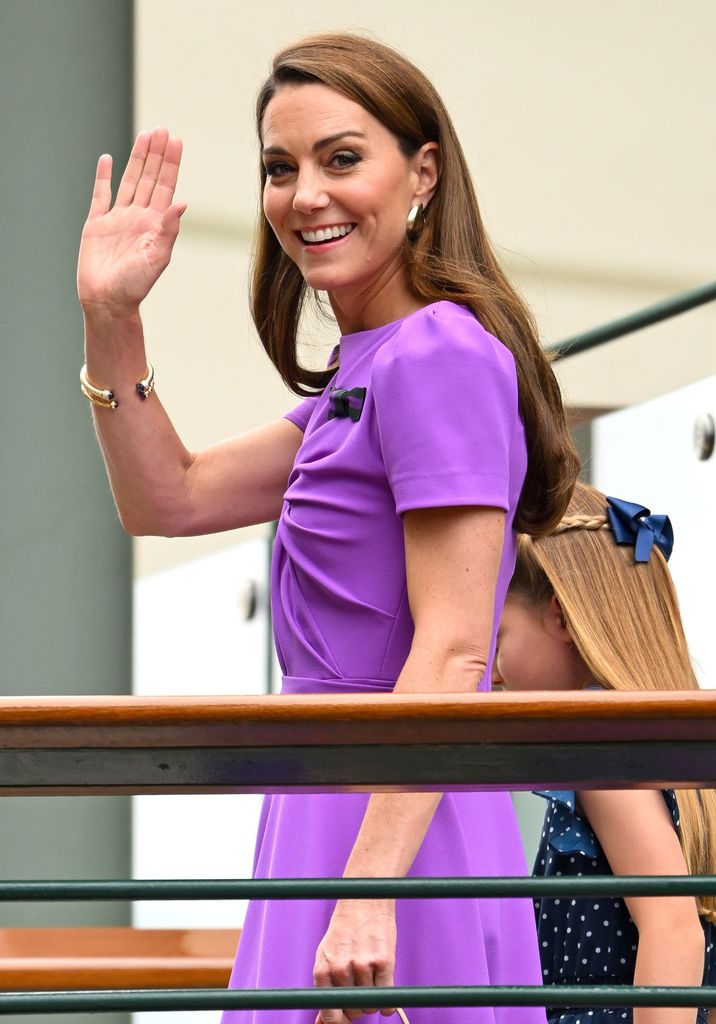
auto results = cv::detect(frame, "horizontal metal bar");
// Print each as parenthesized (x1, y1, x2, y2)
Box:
(547, 279, 716, 360)
(4, 740, 716, 794)
(0, 985, 712, 1013)
(1, 876, 715, 902)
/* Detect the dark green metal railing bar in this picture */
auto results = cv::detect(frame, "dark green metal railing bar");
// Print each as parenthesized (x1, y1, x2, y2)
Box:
(0, 985, 713, 1014)
(1, 876, 715, 901)
(547, 279, 716, 360)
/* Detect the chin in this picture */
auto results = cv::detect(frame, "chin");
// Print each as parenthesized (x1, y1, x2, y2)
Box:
(299, 269, 354, 293)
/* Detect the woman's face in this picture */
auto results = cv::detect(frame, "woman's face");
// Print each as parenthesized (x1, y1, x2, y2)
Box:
(492, 595, 590, 692)
(261, 83, 436, 306)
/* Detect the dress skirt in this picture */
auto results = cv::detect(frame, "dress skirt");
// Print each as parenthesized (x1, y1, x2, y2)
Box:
(221, 678, 546, 1024)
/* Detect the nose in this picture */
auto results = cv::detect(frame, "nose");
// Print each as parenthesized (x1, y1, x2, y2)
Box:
(292, 168, 330, 214)
(490, 660, 504, 690)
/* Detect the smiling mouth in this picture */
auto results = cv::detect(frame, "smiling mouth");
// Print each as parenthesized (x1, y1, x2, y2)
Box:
(299, 224, 356, 245)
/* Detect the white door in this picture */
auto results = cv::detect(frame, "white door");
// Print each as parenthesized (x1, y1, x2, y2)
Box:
(592, 374, 716, 689)
(132, 538, 272, 1024)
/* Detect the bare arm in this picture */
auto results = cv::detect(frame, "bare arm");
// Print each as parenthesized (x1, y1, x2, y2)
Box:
(313, 505, 505, 1023)
(579, 789, 705, 1024)
(78, 128, 301, 535)
(84, 305, 302, 536)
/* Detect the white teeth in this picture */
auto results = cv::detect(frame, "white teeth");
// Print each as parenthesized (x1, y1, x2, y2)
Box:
(301, 224, 354, 243)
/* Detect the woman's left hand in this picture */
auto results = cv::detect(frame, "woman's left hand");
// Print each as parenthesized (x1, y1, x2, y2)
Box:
(313, 898, 397, 1023)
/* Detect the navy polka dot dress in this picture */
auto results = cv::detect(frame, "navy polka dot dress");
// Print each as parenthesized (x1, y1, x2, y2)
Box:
(532, 788, 715, 1024)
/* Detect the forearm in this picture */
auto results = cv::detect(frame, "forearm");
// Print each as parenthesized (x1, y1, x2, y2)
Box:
(314, 508, 501, 1018)
(342, 642, 486, 882)
(632, 924, 704, 1024)
(84, 306, 195, 536)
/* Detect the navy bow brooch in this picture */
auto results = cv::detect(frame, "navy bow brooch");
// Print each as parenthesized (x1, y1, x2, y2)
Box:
(606, 496, 674, 563)
(327, 386, 366, 423)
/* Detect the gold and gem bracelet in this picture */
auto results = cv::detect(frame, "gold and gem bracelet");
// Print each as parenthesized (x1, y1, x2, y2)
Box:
(80, 362, 154, 410)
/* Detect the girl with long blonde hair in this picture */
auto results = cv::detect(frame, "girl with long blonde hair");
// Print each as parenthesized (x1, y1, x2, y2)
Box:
(494, 480, 716, 1024)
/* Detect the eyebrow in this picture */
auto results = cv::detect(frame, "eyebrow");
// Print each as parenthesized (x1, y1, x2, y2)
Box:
(262, 130, 367, 159)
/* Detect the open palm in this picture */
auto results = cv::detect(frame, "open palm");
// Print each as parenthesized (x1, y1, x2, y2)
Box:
(77, 127, 186, 311)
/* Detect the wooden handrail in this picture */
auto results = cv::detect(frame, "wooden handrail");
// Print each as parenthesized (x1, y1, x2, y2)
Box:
(0, 692, 715, 794)
(1, 690, 715, 738)
(0, 928, 239, 990)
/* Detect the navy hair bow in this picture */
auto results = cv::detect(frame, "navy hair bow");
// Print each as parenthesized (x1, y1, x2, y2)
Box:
(327, 386, 366, 423)
(606, 496, 674, 563)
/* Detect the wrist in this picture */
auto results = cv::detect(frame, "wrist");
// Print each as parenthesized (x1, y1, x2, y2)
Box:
(83, 305, 146, 372)
(334, 897, 396, 918)
(82, 301, 143, 332)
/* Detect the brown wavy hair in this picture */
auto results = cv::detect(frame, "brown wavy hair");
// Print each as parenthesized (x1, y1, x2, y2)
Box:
(511, 480, 716, 921)
(252, 32, 579, 535)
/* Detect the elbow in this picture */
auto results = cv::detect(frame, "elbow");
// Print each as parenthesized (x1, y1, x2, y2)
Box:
(116, 507, 187, 539)
(412, 634, 490, 692)
(670, 918, 706, 974)
(116, 507, 144, 537)
(678, 918, 707, 959)
(113, 455, 199, 538)
(117, 512, 156, 538)
(639, 911, 705, 959)
(447, 647, 490, 690)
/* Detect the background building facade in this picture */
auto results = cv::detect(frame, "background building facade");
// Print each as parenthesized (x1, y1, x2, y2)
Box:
(1, 4, 713, 1022)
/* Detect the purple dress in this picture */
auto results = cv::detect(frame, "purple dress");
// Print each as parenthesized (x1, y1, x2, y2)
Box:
(223, 301, 546, 1024)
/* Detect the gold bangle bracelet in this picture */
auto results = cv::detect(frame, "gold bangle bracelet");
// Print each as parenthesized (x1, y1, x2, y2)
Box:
(80, 362, 154, 410)
(136, 362, 155, 401)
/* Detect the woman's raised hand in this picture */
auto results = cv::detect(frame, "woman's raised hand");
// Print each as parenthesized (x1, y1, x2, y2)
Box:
(77, 127, 186, 314)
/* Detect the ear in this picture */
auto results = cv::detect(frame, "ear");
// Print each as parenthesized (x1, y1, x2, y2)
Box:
(412, 142, 440, 207)
(543, 594, 573, 644)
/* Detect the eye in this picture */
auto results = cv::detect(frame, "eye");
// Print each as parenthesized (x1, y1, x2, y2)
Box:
(264, 161, 294, 180)
(329, 151, 362, 170)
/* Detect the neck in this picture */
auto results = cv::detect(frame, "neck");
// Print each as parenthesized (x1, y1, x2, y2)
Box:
(328, 261, 425, 335)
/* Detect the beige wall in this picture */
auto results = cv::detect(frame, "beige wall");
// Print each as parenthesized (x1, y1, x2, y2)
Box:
(134, 0, 716, 575)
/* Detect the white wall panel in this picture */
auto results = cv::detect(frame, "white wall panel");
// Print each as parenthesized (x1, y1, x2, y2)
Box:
(592, 376, 716, 688)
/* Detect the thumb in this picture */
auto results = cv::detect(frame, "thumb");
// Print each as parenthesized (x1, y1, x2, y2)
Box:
(161, 200, 187, 238)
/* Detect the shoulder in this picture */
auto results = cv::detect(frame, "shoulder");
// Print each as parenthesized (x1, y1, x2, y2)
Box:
(372, 301, 517, 385)
(533, 790, 601, 860)
(577, 789, 688, 877)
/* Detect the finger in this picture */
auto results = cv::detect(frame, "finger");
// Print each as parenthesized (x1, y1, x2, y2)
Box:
(314, 964, 351, 1024)
(148, 137, 183, 212)
(317, 1011, 350, 1024)
(375, 956, 395, 1017)
(132, 127, 170, 207)
(158, 200, 187, 243)
(347, 961, 377, 1019)
(87, 154, 113, 219)
(316, 1001, 349, 1024)
(374, 955, 394, 989)
(115, 130, 152, 207)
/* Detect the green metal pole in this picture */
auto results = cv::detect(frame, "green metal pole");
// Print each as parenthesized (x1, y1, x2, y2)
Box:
(0, 985, 713, 1014)
(548, 279, 716, 360)
(0, 876, 714, 901)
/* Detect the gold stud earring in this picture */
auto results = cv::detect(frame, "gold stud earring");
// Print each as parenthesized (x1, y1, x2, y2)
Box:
(406, 202, 425, 242)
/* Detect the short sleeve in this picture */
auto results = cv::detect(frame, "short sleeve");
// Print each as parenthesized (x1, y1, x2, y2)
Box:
(662, 789, 681, 832)
(284, 396, 319, 433)
(533, 790, 600, 858)
(372, 304, 520, 515)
